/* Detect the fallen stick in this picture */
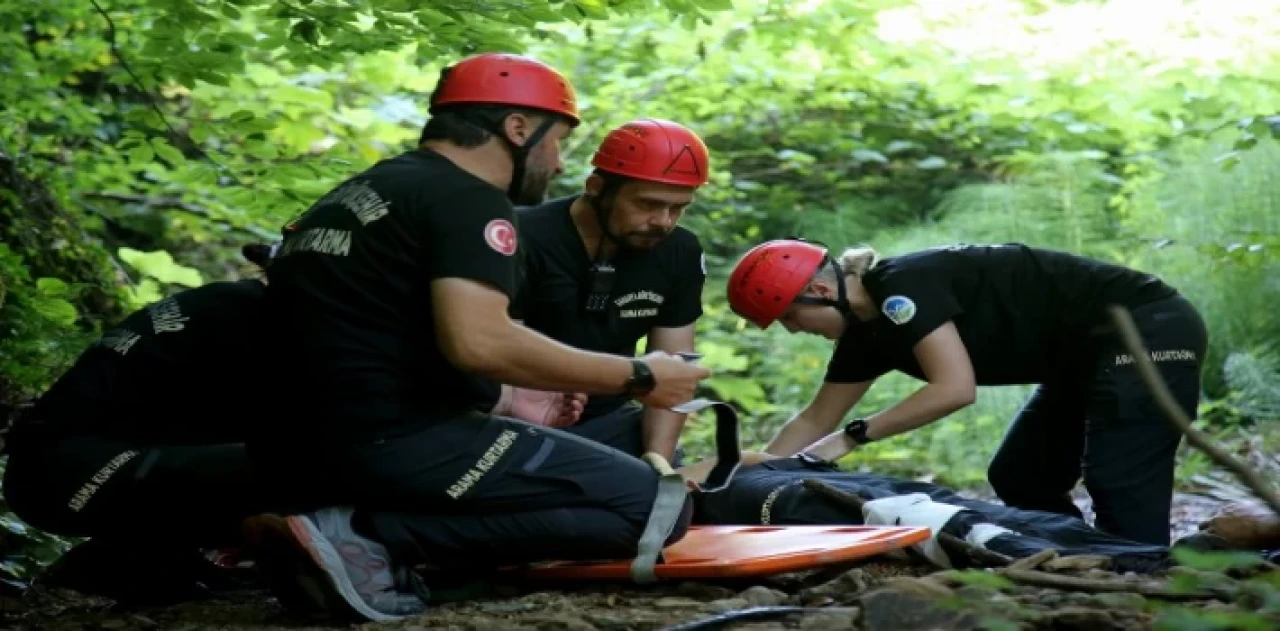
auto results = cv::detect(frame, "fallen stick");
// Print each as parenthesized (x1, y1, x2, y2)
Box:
(998, 568, 1217, 600)
(1006, 548, 1057, 572)
(800, 479, 1015, 568)
(1105, 306, 1280, 520)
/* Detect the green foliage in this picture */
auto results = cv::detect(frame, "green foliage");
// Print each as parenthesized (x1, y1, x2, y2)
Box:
(1172, 547, 1270, 573)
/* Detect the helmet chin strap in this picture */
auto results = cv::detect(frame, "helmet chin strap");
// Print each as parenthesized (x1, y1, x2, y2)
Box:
(454, 110, 558, 202)
(792, 256, 858, 324)
(502, 118, 557, 201)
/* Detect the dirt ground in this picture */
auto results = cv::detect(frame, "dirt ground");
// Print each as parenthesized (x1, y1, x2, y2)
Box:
(0, 492, 1244, 631)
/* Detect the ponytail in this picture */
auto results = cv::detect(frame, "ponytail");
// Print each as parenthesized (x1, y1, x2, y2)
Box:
(836, 246, 880, 277)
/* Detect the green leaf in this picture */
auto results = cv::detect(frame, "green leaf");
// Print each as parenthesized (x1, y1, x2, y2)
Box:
(885, 140, 923, 155)
(128, 143, 156, 165)
(916, 156, 947, 169)
(124, 279, 165, 309)
(31, 297, 78, 326)
(933, 570, 1014, 590)
(35, 277, 69, 297)
(150, 137, 185, 165)
(248, 141, 279, 160)
(1171, 547, 1266, 572)
(697, 0, 735, 10)
(1214, 151, 1242, 171)
(117, 247, 205, 288)
(852, 149, 889, 164)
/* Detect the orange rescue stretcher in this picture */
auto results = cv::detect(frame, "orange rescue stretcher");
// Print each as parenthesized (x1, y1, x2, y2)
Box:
(506, 398, 932, 582)
(510, 524, 931, 580)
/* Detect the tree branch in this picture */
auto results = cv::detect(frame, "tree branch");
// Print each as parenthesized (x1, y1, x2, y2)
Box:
(82, 192, 278, 240)
(1106, 305, 1280, 520)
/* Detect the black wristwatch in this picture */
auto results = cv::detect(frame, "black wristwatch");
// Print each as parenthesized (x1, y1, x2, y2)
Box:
(842, 418, 874, 445)
(624, 359, 656, 397)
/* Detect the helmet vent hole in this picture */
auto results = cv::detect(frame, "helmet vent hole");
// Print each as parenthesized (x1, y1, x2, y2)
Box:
(783, 255, 791, 259)
(499, 71, 510, 77)
(755, 289, 763, 295)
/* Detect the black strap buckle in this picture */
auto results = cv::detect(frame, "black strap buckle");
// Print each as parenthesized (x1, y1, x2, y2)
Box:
(584, 262, 616, 313)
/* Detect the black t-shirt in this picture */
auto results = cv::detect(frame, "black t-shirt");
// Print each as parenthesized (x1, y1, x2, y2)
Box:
(508, 195, 706, 418)
(29, 279, 269, 444)
(824, 243, 1177, 386)
(263, 149, 518, 438)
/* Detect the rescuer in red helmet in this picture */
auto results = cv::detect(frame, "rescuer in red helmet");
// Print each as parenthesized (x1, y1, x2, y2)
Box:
(725, 239, 1208, 549)
(245, 54, 710, 623)
(499, 118, 713, 463)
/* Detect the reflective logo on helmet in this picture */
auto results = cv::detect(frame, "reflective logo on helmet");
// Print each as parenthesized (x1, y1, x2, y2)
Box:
(665, 145, 704, 180)
(881, 295, 917, 325)
(484, 219, 518, 256)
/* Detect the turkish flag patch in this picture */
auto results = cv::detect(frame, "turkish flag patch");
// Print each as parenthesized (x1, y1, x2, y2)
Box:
(484, 219, 518, 256)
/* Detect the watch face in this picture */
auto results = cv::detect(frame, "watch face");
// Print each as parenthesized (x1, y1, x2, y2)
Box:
(845, 420, 868, 443)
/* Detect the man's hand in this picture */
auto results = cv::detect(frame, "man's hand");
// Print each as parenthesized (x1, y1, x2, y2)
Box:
(507, 388, 587, 428)
(635, 351, 711, 410)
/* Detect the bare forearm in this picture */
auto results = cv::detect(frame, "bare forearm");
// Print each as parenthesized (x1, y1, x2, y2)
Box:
(865, 383, 972, 440)
(801, 384, 972, 462)
(475, 323, 633, 395)
(764, 415, 829, 457)
(642, 407, 687, 461)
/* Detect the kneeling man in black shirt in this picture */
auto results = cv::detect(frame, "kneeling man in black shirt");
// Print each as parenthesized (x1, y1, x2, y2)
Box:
(510, 118, 712, 462)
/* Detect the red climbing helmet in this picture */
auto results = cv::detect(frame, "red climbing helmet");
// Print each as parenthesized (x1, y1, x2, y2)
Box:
(591, 119, 710, 188)
(727, 240, 828, 328)
(430, 53, 580, 126)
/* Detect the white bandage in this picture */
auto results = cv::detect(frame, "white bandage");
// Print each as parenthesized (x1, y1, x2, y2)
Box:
(966, 523, 1015, 548)
(862, 493, 964, 568)
(491, 385, 514, 416)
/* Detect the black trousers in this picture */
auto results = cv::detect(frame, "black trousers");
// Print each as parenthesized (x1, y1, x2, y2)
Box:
(3, 430, 268, 548)
(250, 412, 692, 571)
(987, 295, 1208, 546)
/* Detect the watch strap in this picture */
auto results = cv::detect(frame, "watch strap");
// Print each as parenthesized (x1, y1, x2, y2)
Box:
(624, 359, 656, 396)
(843, 418, 873, 445)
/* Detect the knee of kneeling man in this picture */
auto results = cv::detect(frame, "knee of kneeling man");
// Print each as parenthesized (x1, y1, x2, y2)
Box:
(661, 496, 696, 547)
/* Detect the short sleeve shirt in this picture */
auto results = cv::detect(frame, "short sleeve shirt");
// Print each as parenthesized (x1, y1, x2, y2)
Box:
(264, 149, 520, 437)
(823, 244, 1178, 386)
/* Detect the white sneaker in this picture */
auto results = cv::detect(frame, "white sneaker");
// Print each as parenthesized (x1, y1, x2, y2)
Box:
(248, 508, 428, 622)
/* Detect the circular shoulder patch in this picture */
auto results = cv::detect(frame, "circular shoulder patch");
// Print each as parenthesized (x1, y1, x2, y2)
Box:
(881, 295, 917, 325)
(484, 219, 518, 256)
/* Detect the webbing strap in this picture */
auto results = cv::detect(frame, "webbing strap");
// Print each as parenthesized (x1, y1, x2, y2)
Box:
(671, 399, 742, 493)
(628, 398, 744, 584)
(630, 471, 690, 583)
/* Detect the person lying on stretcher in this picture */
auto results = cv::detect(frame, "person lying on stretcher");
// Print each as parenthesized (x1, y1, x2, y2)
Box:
(673, 449, 1279, 575)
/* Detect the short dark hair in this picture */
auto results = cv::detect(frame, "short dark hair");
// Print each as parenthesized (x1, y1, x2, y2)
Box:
(419, 106, 563, 148)
(590, 168, 632, 196)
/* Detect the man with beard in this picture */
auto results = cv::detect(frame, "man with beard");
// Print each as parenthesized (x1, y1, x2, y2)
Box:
(507, 119, 712, 463)
(245, 57, 710, 623)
